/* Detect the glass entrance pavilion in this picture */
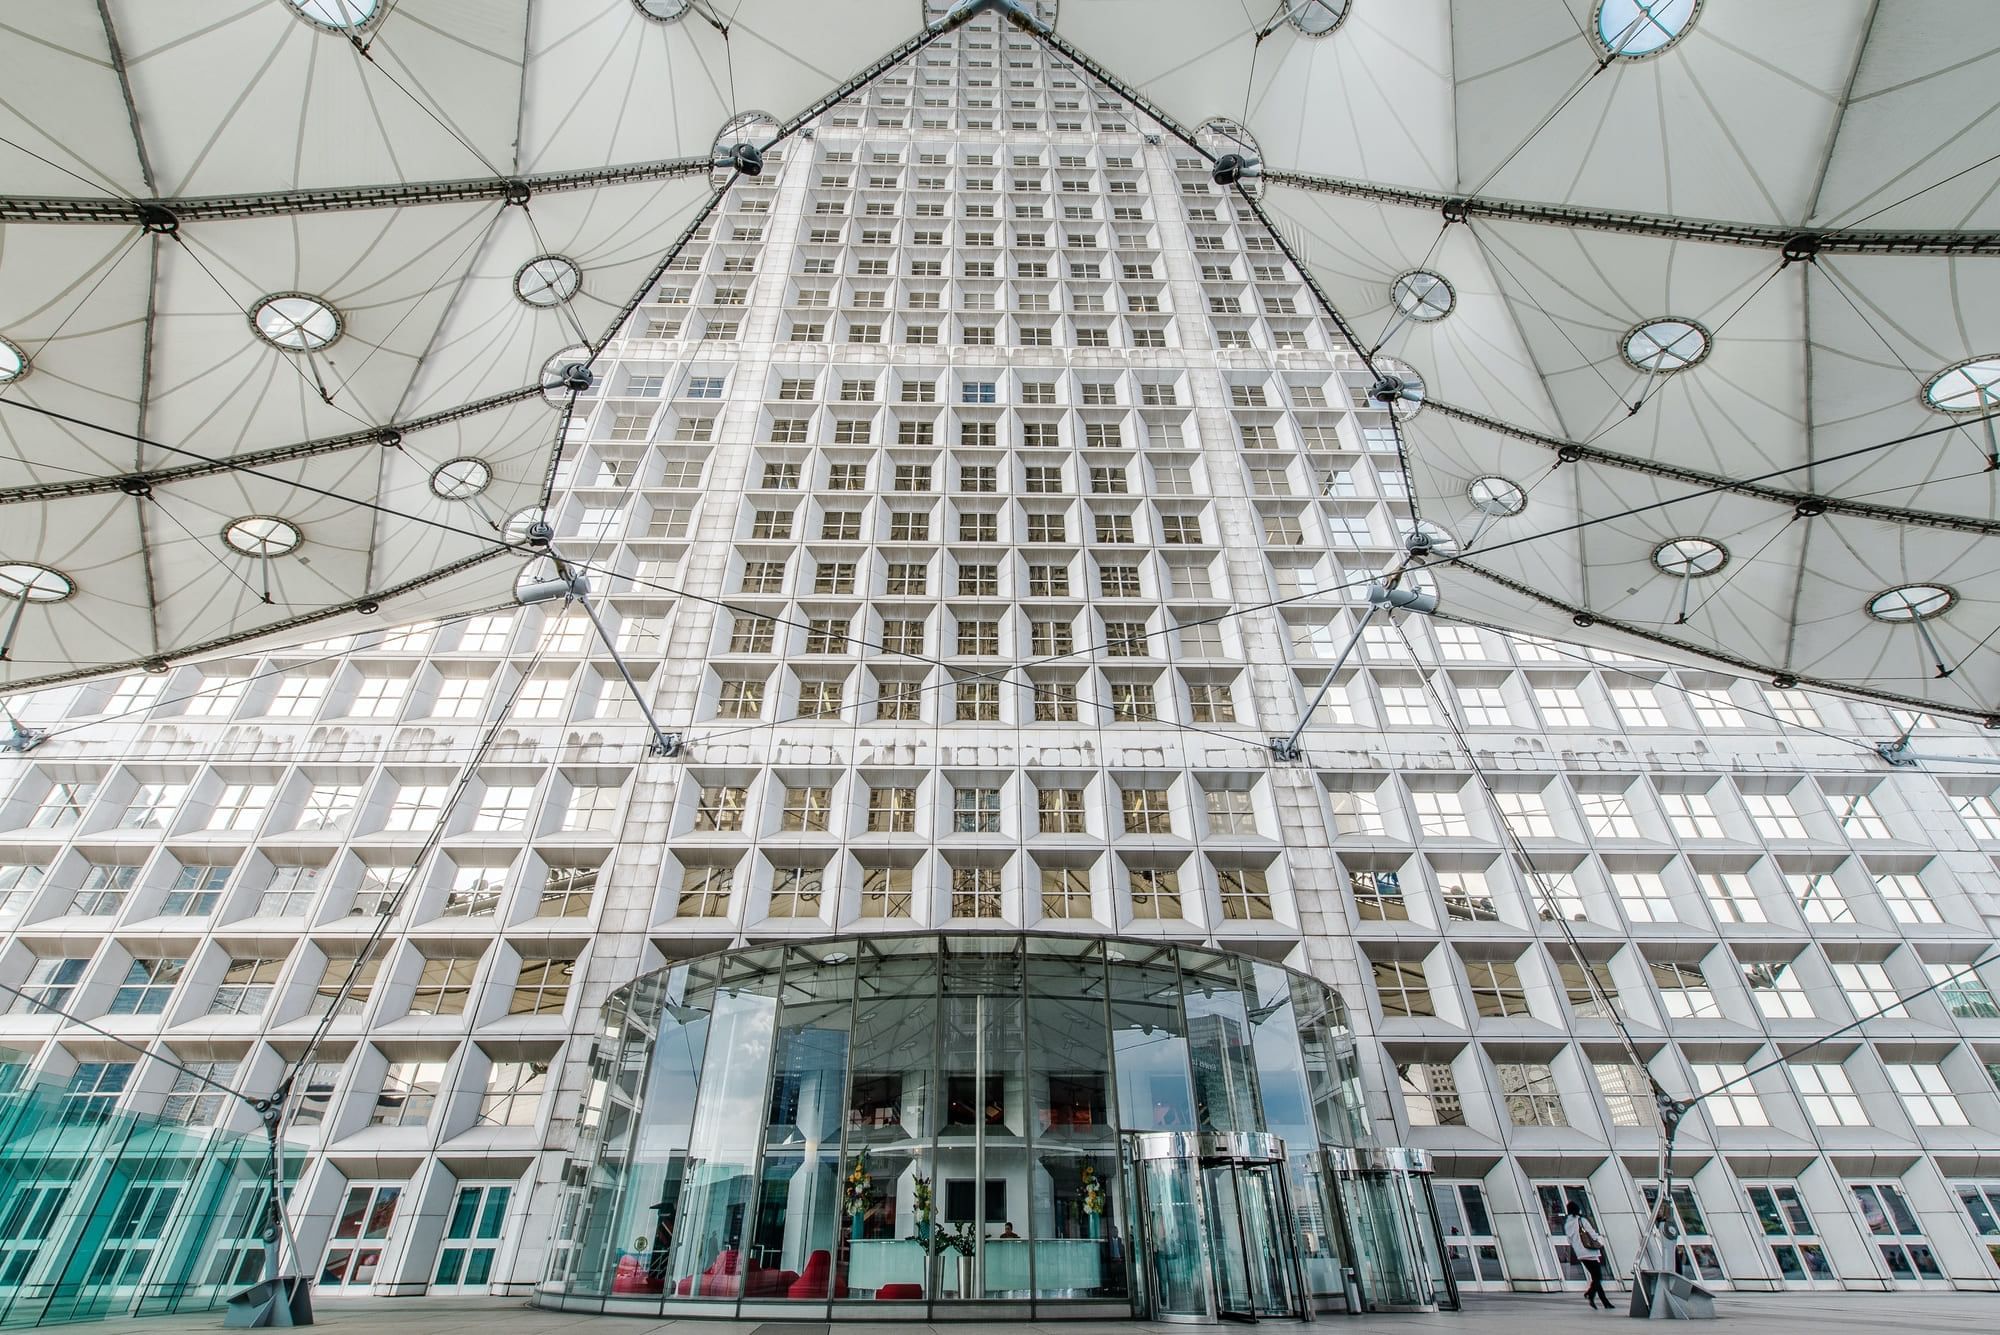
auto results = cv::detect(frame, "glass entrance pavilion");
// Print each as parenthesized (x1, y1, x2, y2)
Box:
(537, 933, 1447, 1320)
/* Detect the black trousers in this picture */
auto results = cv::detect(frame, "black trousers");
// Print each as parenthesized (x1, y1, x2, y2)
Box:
(1581, 1257, 1609, 1306)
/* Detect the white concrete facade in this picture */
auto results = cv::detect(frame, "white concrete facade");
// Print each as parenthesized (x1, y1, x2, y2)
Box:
(2, 7, 1999, 1305)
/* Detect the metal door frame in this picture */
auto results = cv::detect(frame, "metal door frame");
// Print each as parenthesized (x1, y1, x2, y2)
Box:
(1123, 1131, 1312, 1324)
(1322, 1147, 1446, 1314)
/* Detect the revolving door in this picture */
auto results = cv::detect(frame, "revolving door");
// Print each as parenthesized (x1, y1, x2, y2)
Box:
(1126, 1132, 1309, 1323)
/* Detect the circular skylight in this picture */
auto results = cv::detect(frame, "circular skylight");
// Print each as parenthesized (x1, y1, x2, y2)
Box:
(1651, 536, 1727, 578)
(0, 336, 26, 385)
(632, 0, 693, 21)
(1921, 355, 2000, 414)
(0, 562, 74, 603)
(222, 516, 302, 558)
(1867, 583, 1954, 622)
(1195, 117, 1261, 164)
(1288, 0, 1351, 38)
(1594, 0, 1700, 59)
(1468, 476, 1527, 517)
(250, 293, 341, 352)
(1373, 357, 1427, 421)
(540, 344, 592, 405)
(515, 255, 582, 308)
(1621, 317, 1709, 373)
(284, 0, 380, 32)
(1390, 270, 1456, 323)
(431, 457, 494, 501)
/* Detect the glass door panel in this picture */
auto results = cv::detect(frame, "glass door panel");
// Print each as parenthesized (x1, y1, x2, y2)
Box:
(1239, 1162, 1300, 1317)
(319, 1183, 400, 1291)
(1746, 1182, 1835, 1286)
(1954, 1182, 2000, 1275)
(1137, 1157, 1208, 1319)
(1850, 1182, 1945, 1284)
(1338, 1170, 1434, 1310)
(1201, 1163, 1252, 1319)
(1431, 1181, 1506, 1290)
(433, 1184, 510, 1292)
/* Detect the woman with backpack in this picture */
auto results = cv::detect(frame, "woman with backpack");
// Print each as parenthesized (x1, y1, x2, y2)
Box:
(1563, 1200, 1613, 1311)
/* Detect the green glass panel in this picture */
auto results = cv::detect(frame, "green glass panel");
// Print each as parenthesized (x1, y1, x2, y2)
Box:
(478, 1186, 510, 1239)
(447, 1187, 480, 1239)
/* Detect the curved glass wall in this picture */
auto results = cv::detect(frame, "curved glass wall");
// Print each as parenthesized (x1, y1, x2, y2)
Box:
(538, 933, 1374, 1317)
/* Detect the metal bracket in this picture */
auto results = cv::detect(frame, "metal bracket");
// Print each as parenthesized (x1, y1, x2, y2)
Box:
(2, 713, 46, 754)
(946, 0, 1052, 34)
(1211, 154, 1263, 187)
(718, 143, 765, 177)
(1877, 739, 1917, 768)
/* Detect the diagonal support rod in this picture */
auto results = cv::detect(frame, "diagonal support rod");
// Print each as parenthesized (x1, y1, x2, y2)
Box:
(519, 535, 682, 758)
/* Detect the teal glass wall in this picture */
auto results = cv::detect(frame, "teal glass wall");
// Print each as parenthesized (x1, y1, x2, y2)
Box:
(539, 934, 1371, 1318)
(0, 1057, 288, 1327)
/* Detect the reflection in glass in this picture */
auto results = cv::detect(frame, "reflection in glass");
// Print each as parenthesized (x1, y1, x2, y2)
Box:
(542, 933, 1375, 1318)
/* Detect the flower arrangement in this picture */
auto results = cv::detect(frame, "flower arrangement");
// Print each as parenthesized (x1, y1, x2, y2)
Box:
(1080, 1163, 1105, 1216)
(911, 1174, 935, 1229)
(928, 1220, 977, 1258)
(845, 1151, 872, 1218)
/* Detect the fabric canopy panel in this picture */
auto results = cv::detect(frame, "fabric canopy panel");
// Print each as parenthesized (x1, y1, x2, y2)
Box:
(0, 0, 764, 687)
(3, 0, 1998, 721)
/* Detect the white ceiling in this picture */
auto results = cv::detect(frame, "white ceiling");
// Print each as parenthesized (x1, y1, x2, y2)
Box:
(2, 0, 1997, 721)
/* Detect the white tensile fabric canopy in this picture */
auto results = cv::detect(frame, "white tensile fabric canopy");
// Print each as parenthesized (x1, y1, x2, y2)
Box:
(2, 0, 1997, 722)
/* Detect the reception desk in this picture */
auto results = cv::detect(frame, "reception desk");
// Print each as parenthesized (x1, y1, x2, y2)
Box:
(847, 1239, 928, 1292)
(845, 1238, 1105, 1297)
(984, 1238, 1104, 1294)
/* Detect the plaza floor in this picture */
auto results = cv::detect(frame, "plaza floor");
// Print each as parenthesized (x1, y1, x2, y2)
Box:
(115, 1289, 1999, 1334)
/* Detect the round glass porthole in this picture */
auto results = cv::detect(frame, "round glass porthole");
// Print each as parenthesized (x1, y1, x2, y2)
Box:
(0, 562, 75, 603)
(430, 457, 494, 501)
(1390, 270, 1455, 323)
(1289, 0, 1351, 38)
(1621, 316, 1709, 374)
(1468, 476, 1527, 517)
(250, 293, 342, 352)
(1922, 355, 2000, 414)
(284, 0, 380, 33)
(515, 255, 582, 308)
(222, 516, 303, 558)
(1594, 0, 1701, 59)
(1866, 583, 1954, 623)
(633, 0, 693, 21)
(1650, 536, 1727, 578)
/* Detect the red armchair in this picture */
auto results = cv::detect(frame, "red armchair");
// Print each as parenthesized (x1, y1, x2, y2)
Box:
(786, 1249, 848, 1299)
(671, 1248, 799, 1299)
(675, 1249, 742, 1297)
(611, 1254, 663, 1294)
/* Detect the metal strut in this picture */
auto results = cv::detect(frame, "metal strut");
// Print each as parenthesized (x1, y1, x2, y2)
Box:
(1261, 168, 2000, 256)
(1271, 546, 1436, 761)
(0, 157, 714, 225)
(518, 529, 682, 758)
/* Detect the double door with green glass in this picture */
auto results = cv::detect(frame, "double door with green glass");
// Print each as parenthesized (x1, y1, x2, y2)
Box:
(431, 1184, 512, 1293)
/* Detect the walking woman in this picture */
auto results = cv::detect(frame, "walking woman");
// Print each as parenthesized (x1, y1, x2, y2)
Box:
(1563, 1200, 1613, 1311)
